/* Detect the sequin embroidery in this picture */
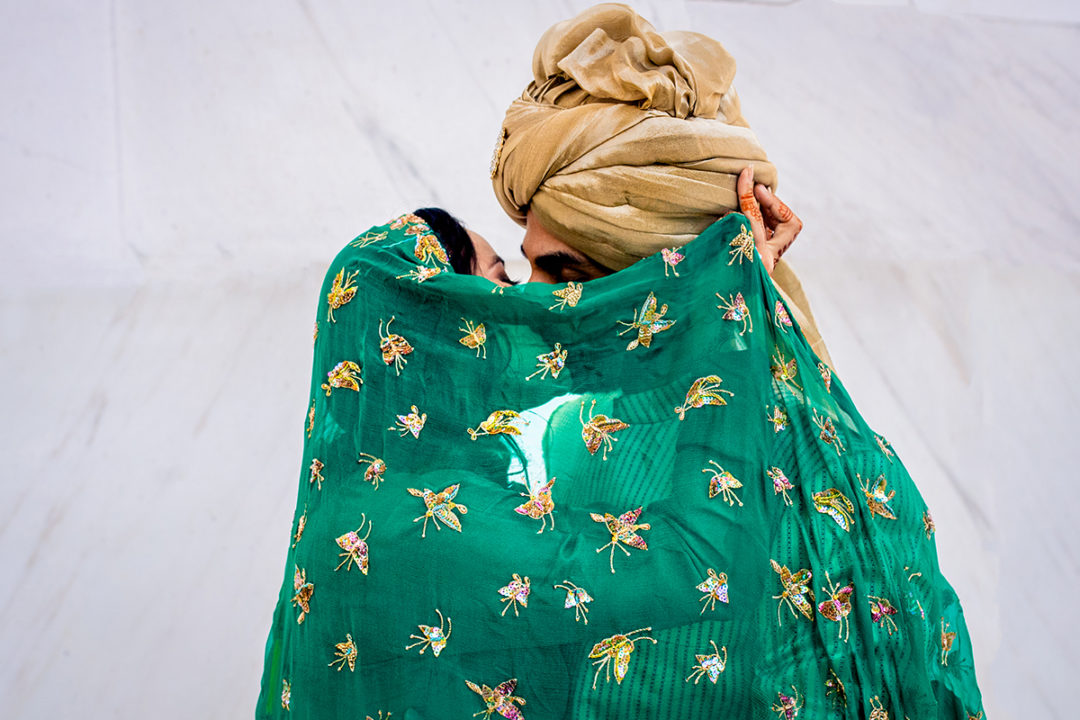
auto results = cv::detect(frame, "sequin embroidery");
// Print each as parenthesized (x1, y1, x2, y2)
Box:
(579, 399, 629, 461)
(525, 343, 567, 381)
(334, 514, 372, 573)
(389, 213, 425, 230)
(727, 224, 755, 265)
(772, 686, 803, 719)
(685, 640, 727, 684)
(309, 458, 325, 490)
(407, 484, 468, 537)
(868, 595, 900, 635)
(859, 473, 897, 520)
(591, 506, 650, 574)
(825, 668, 846, 708)
(868, 696, 889, 720)
(378, 317, 413, 375)
(768, 466, 796, 506)
(923, 509, 936, 539)
(940, 618, 957, 665)
(662, 247, 684, 277)
(703, 461, 744, 506)
(292, 505, 307, 548)
(406, 608, 451, 656)
(497, 573, 531, 616)
(716, 291, 752, 335)
(811, 408, 845, 455)
(413, 233, 448, 265)
(550, 281, 583, 311)
(396, 265, 442, 283)
(774, 301, 793, 331)
(349, 229, 388, 248)
(875, 434, 895, 462)
(281, 679, 291, 710)
(326, 268, 359, 322)
(812, 488, 855, 531)
(817, 572, 854, 642)
(696, 568, 729, 613)
(589, 627, 657, 689)
(818, 362, 832, 392)
(770, 348, 802, 392)
(766, 405, 788, 432)
(306, 399, 315, 437)
(468, 409, 528, 440)
(771, 559, 814, 625)
(618, 291, 676, 350)
(389, 405, 427, 438)
(489, 126, 507, 179)
(458, 319, 487, 358)
(674, 375, 734, 420)
(356, 452, 387, 490)
(515, 477, 556, 533)
(328, 633, 357, 671)
(465, 678, 525, 719)
(291, 565, 314, 624)
(554, 580, 593, 623)
(322, 360, 363, 396)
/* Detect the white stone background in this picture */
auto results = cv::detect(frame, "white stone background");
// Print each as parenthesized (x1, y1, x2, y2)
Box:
(2, 0, 1077, 717)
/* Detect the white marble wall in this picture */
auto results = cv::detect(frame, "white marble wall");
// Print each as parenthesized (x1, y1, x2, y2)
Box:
(2, 0, 1077, 717)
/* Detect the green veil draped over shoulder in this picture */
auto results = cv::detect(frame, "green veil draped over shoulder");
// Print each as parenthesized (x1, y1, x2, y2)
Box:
(255, 212, 985, 719)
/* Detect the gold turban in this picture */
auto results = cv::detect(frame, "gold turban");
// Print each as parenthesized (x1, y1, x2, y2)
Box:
(491, 3, 833, 367)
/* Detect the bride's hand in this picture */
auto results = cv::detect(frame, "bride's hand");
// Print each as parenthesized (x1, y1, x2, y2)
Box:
(736, 165, 803, 275)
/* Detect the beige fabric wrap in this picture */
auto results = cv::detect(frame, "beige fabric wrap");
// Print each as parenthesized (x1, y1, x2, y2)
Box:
(491, 3, 832, 367)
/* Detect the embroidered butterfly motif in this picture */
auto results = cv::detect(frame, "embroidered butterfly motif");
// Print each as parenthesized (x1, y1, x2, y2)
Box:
(875, 433, 895, 462)
(588, 627, 656, 689)
(328, 633, 357, 671)
(817, 572, 854, 642)
(313, 319, 318, 344)
(674, 375, 734, 420)
(923, 509, 936, 539)
(458, 318, 487, 358)
(774, 301, 793, 331)
(812, 488, 855, 532)
(465, 677, 526, 720)
(703, 461, 743, 506)
(771, 685, 803, 719)
(281, 679, 291, 710)
(590, 506, 650, 574)
(549, 281, 583, 311)
(553, 580, 593, 624)
(406, 608, 451, 656)
(579, 399, 629, 461)
(770, 559, 814, 625)
(497, 573, 531, 617)
(868, 696, 888, 720)
(515, 477, 556, 533)
(291, 505, 307, 548)
(525, 343, 567, 381)
(378, 317, 413, 375)
(662, 247, 684, 277)
(685, 640, 727, 684)
(716, 291, 752, 334)
(766, 405, 788, 432)
(696, 568, 729, 613)
(413, 233, 448, 265)
(396, 265, 442, 283)
(389, 405, 427, 438)
(618, 291, 676, 350)
(306, 398, 316, 437)
(334, 513, 372, 573)
(824, 668, 846, 708)
(858, 473, 897, 520)
(770, 348, 802, 392)
(727, 224, 756, 265)
(291, 565, 314, 624)
(767, 466, 796, 506)
(407, 484, 468, 537)
(468, 409, 528, 440)
(811, 408, 846, 455)
(867, 595, 900, 635)
(356, 452, 387, 490)
(321, 360, 363, 395)
(941, 618, 957, 665)
(818, 361, 832, 392)
(308, 458, 325, 490)
(326, 267, 359, 322)
(348, 229, 388, 248)
(389, 212, 425, 230)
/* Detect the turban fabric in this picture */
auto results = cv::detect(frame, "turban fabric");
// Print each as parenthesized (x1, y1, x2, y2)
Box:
(491, 3, 832, 366)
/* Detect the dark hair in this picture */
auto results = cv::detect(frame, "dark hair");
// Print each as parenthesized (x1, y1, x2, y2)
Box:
(413, 207, 476, 275)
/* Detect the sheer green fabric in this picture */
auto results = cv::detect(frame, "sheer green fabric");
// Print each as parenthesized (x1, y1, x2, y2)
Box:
(255, 212, 985, 719)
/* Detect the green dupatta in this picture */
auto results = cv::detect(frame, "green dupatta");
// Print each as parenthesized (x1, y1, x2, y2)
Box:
(255, 212, 985, 719)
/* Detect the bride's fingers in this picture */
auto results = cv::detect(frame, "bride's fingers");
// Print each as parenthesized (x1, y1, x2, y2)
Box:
(737, 166, 770, 255)
(754, 184, 801, 260)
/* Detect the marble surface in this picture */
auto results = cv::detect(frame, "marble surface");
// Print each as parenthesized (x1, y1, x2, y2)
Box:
(2, 0, 1077, 717)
